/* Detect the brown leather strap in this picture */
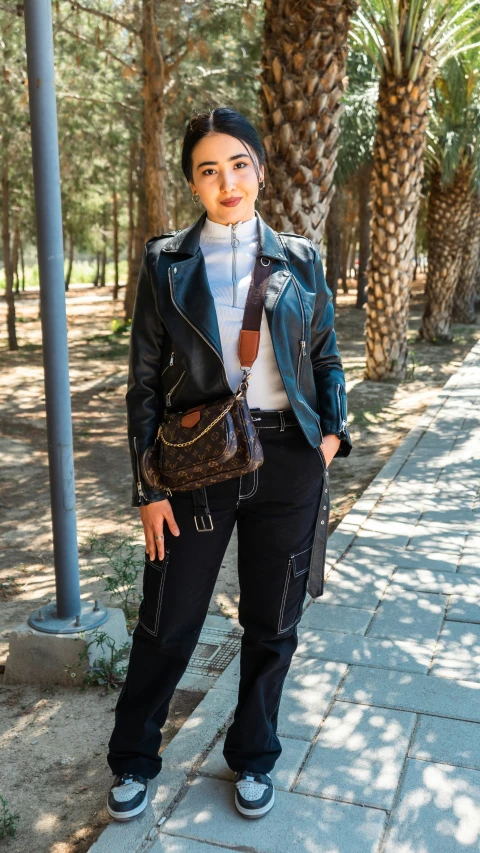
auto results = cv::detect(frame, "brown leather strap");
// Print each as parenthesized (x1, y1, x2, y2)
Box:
(238, 257, 272, 369)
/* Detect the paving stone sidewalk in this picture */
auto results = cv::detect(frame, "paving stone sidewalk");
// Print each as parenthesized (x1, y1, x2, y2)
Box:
(90, 339, 480, 853)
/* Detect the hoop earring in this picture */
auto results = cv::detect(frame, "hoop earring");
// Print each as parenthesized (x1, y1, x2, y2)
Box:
(192, 193, 200, 204)
(259, 179, 265, 190)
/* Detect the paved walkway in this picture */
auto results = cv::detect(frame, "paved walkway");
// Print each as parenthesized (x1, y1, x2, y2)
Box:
(91, 340, 480, 853)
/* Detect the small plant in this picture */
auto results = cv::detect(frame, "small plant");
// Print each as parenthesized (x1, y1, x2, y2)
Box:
(406, 349, 420, 379)
(0, 796, 20, 841)
(65, 629, 131, 694)
(82, 533, 144, 628)
(110, 317, 131, 336)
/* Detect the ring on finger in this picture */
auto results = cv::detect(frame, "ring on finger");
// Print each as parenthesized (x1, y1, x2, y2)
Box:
(155, 534, 164, 541)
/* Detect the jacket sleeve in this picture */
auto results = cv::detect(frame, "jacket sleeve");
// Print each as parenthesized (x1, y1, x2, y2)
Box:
(126, 244, 171, 506)
(309, 241, 353, 458)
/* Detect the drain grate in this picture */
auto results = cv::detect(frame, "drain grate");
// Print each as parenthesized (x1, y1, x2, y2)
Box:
(186, 626, 242, 677)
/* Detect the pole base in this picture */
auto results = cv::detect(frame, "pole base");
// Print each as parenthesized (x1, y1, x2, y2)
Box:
(27, 600, 109, 634)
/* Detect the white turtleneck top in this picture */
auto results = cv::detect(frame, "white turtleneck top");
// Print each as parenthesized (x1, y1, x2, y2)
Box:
(199, 211, 291, 411)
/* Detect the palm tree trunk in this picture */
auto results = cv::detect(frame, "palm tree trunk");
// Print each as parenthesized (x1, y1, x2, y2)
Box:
(419, 167, 472, 341)
(365, 74, 430, 379)
(356, 161, 372, 309)
(452, 190, 480, 324)
(260, 0, 357, 242)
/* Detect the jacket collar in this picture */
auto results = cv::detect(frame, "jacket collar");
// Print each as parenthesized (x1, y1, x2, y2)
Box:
(162, 209, 287, 261)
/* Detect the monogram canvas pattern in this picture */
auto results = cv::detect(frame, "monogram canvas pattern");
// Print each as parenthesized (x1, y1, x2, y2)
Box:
(140, 391, 264, 493)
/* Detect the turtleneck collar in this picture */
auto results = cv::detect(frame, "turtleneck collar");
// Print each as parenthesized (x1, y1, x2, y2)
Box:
(200, 210, 259, 241)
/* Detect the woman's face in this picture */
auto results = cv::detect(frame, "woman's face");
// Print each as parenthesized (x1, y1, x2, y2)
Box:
(188, 132, 264, 225)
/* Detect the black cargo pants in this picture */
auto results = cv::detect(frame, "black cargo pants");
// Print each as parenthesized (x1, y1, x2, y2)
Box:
(107, 408, 327, 779)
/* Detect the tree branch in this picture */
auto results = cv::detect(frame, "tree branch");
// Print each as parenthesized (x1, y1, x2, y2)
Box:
(57, 25, 138, 72)
(57, 91, 141, 112)
(67, 1, 139, 36)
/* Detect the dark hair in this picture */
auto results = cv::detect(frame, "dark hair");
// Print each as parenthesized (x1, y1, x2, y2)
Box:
(181, 107, 266, 186)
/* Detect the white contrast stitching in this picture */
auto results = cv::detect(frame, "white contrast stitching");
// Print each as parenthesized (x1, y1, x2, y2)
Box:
(139, 550, 170, 636)
(239, 466, 258, 500)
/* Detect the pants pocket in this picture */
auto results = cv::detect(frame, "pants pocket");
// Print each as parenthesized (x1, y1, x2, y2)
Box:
(278, 544, 312, 634)
(138, 550, 170, 637)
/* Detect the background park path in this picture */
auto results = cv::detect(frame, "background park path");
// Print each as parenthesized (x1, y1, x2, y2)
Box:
(91, 338, 480, 852)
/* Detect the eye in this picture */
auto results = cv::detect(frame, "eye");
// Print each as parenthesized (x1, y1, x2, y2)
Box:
(202, 168, 216, 175)
(234, 161, 248, 169)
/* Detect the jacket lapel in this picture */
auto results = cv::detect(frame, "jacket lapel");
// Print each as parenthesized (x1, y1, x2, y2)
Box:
(161, 209, 291, 359)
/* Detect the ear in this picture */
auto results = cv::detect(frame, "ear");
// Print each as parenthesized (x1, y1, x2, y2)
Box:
(259, 164, 265, 183)
(189, 181, 197, 195)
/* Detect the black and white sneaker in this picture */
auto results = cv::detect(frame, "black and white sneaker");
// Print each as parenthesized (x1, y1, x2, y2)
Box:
(107, 773, 148, 821)
(234, 770, 275, 819)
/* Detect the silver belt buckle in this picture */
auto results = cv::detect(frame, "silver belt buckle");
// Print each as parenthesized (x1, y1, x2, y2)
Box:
(194, 513, 214, 532)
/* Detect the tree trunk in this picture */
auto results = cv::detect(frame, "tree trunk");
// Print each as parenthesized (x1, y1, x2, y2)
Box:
(127, 140, 136, 290)
(419, 167, 472, 341)
(356, 161, 372, 309)
(125, 152, 148, 321)
(2, 162, 18, 350)
(93, 253, 100, 287)
(112, 187, 120, 300)
(365, 74, 430, 379)
(12, 223, 20, 293)
(100, 204, 107, 287)
(260, 0, 358, 243)
(452, 190, 480, 324)
(326, 187, 340, 307)
(142, 0, 169, 237)
(19, 236, 25, 291)
(65, 231, 74, 290)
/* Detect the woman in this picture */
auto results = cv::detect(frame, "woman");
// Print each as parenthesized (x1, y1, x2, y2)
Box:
(106, 107, 352, 822)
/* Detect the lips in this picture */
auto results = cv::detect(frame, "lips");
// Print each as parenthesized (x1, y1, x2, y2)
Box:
(220, 197, 242, 207)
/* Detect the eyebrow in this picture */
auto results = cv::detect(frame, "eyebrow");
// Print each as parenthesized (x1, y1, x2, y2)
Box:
(196, 153, 252, 169)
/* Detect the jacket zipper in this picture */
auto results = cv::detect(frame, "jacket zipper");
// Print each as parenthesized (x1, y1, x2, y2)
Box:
(231, 222, 241, 307)
(165, 369, 186, 407)
(168, 265, 232, 394)
(336, 383, 348, 433)
(277, 233, 324, 443)
(297, 339, 306, 388)
(161, 350, 175, 376)
(133, 436, 146, 501)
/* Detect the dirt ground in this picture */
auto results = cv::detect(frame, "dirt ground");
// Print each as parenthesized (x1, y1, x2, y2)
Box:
(1, 275, 479, 852)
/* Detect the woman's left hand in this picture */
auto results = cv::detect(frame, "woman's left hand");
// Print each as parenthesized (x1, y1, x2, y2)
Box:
(320, 434, 341, 468)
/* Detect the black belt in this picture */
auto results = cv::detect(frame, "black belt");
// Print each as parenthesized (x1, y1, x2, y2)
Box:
(249, 408, 298, 429)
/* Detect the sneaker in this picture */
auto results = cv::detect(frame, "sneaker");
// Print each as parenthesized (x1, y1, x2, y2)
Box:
(107, 773, 148, 821)
(234, 770, 275, 819)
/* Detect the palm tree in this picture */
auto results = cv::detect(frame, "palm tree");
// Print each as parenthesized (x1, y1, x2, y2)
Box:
(420, 58, 480, 340)
(453, 190, 480, 323)
(260, 0, 359, 243)
(351, 0, 480, 379)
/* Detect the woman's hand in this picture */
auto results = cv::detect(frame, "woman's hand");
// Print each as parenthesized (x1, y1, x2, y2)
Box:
(139, 499, 180, 561)
(320, 434, 341, 468)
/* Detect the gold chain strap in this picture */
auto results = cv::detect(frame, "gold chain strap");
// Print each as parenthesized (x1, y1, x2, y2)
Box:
(158, 398, 237, 448)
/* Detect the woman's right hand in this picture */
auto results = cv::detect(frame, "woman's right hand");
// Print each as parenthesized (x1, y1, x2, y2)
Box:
(139, 499, 180, 561)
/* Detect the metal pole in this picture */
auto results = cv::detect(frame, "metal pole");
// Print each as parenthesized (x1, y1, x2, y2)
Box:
(23, 0, 107, 633)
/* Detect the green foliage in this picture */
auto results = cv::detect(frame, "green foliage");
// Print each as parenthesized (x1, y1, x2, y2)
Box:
(81, 532, 143, 629)
(65, 628, 131, 693)
(0, 796, 20, 841)
(426, 56, 480, 189)
(351, 0, 480, 83)
(337, 51, 378, 184)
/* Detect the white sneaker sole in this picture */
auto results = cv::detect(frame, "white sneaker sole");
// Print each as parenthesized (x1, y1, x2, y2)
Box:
(107, 796, 148, 822)
(235, 788, 275, 819)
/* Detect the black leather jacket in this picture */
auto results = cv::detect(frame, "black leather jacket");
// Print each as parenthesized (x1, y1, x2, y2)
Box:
(127, 209, 352, 506)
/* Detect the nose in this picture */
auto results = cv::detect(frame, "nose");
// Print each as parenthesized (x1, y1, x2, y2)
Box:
(219, 170, 236, 193)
